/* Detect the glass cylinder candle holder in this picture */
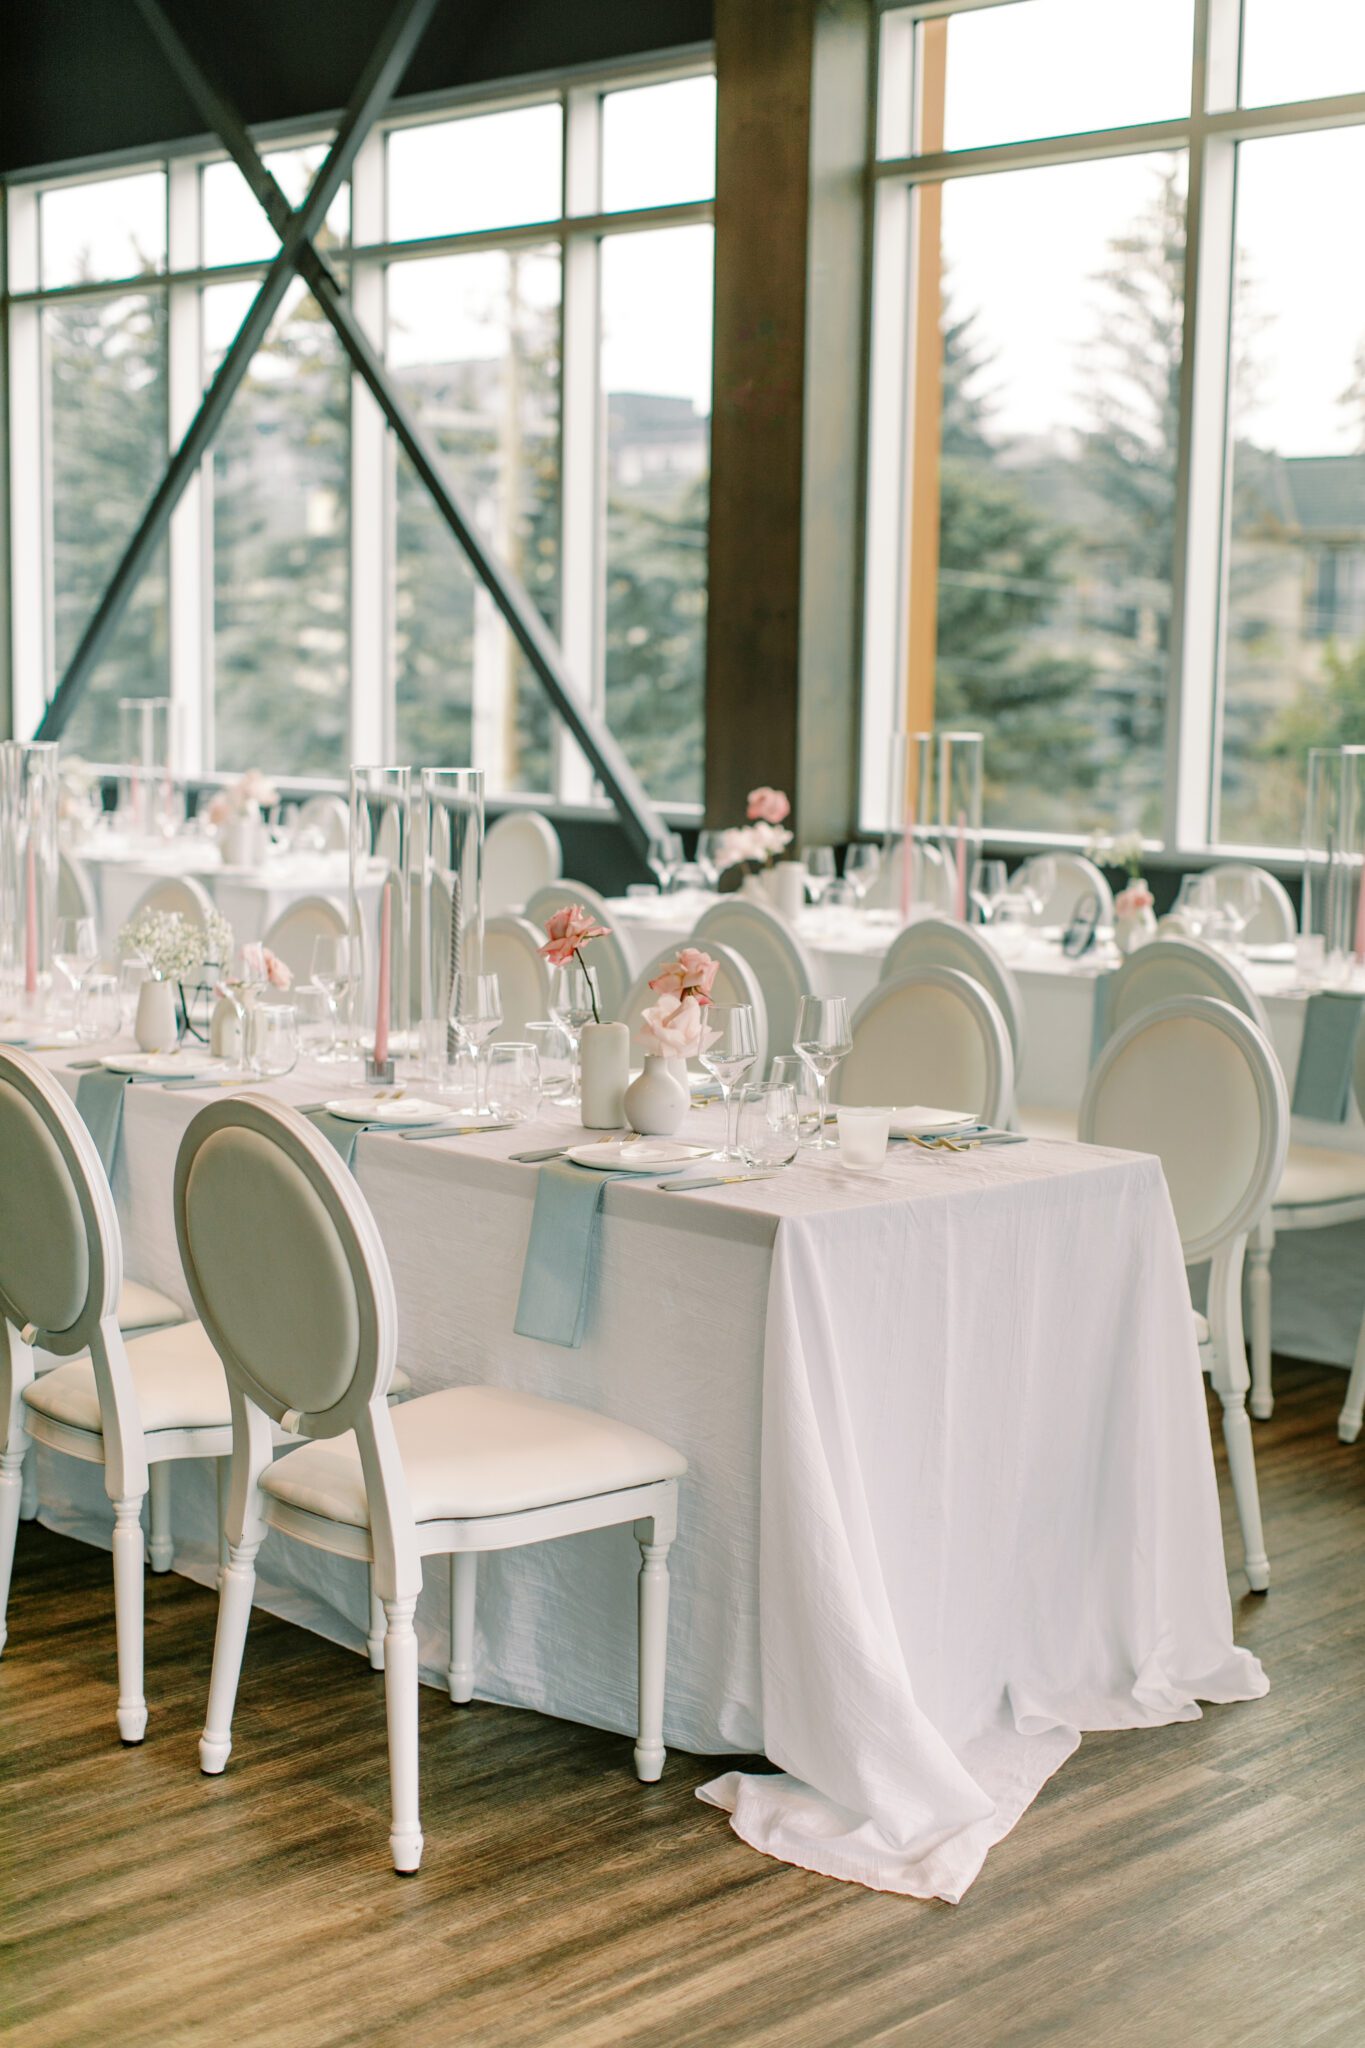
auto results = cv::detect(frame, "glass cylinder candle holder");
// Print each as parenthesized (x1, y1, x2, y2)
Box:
(418, 769, 485, 1088)
(349, 766, 412, 1082)
(0, 741, 60, 1010)
(1303, 745, 1365, 973)
(886, 729, 936, 922)
(117, 697, 177, 839)
(937, 730, 984, 923)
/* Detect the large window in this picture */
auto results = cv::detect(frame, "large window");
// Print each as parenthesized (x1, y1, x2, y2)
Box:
(5, 63, 715, 805)
(866, 0, 1365, 853)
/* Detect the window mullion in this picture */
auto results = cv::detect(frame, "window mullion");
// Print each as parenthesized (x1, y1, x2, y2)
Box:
(349, 130, 388, 765)
(7, 187, 45, 738)
(556, 85, 603, 805)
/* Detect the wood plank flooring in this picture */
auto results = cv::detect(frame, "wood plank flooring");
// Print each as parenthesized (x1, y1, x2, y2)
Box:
(4, 1359, 1365, 2048)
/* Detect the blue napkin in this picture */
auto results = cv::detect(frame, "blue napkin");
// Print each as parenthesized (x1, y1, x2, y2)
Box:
(74, 1070, 132, 1177)
(1291, 993, 1365, 1123)
(514, 1161, 609, 1349)
(301, 1108, 373, 1169)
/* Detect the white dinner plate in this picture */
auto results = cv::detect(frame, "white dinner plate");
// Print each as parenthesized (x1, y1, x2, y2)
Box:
(323, 1096, 453, 1126)
(563, 1138, 714, 1174)
(101, 1050, 219, 1079)
(890, 1105, 979, 1136)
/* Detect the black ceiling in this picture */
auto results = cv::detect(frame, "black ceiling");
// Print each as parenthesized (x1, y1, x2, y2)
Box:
(0, 0, 714, 176)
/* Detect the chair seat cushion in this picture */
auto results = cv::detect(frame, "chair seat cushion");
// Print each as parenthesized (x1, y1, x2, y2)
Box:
(1016, 1103, 1078, 1142)
(118, 1278, 184, 1332)
(260, 1384, 687, 1529)
(1276, 1143, 1365, 1210)
(23, 1321, 230, 1437)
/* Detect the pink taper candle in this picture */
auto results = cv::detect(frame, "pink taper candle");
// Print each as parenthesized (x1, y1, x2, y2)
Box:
(373, 878, 391, 1067)
(954, 810, 968, 922)
(23, 838, 37, 996)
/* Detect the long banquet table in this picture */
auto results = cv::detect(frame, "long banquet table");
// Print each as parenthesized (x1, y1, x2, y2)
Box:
(28, 1042, 1265, 1900)
(75, 836, 355, 954)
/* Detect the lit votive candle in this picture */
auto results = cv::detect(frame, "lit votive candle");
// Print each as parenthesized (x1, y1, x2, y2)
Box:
(836, 1104, 892, 1170)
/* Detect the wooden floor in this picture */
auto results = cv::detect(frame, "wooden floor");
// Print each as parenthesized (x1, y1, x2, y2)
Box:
(4, 1360, 1365, 2048)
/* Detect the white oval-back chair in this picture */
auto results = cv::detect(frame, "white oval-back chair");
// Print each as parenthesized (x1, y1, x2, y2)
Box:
(838, 966, 1015, 1127)
(0, 1048, 230, 1740)
(1014, 853, 1115, 930)
(484, 811, 562, 916)
(689, 898, 814, 1060)
(523, 880, 631, 1022)
(617, 941, 769, 1074)
(878, 916, 1026, 1081)
(262, 895, 347, 985)
(125, 873, 217, 934)
(295, 794, 350, 852)
(1202, 863, 1297, 947)
(485, 915, 553, 1039)
(174, 1094, 685, 1874)
(1080, 998, 1288, 1591)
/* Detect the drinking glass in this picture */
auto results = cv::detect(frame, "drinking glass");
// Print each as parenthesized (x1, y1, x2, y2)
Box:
(768, 1053, 821, 1142)
(118, 956, 149, 1033)
(836, 1104, 891, 1171)
(527, 1018, 573, 1100)
(803, 846, 837, 905)
(695, 830, 727, 890)
(310, 933, 358, 1063)
(250, 1004, 299, 1079)
(449, 971, 503, 1114)
(971, 858, 1009, 924)
(736, 1081, 801, 1170)
(793, 994, 853, 1152)
(698, 1002, 758, 1160)
(54, 915, 98, 1023)
(1021, 857, 1057, 926)
(646, 831, 685, 895)
(1173, 874, 1214, 940)
(844, 844, 882, 907)
(550, 965, 596, 1108)
(291, 984, 334, 1064)
(485, 1042, 542, 1123)
(77, 972, 120, 1043)
(1219, 871, 1263, 952)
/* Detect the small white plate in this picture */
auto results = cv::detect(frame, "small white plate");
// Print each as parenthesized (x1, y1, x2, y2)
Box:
(563, 1138, 714, 1173)
(323, 1096, 452, 1126)
(890, 1105, 978, 1137)
(101, 1050, 219, 1079)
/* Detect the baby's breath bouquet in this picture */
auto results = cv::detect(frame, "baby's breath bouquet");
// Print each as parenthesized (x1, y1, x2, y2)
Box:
(120, 906, 233, 982)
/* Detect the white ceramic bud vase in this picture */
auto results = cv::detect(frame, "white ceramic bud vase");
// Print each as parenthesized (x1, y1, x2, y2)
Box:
(1115, 879, 1158, 956)
(135, 977, 179, 1054)
(579, 1020, 629, 1129)
(772, 860, 807, 922)
(224, 809, 262, 866)
(624, 1055, 689, 1137)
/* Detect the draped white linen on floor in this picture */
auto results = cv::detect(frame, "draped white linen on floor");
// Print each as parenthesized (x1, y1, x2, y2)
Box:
(31, 1053, 1264, 1899)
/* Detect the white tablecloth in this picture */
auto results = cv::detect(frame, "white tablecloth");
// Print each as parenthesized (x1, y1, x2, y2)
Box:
(31, 1048, 1264, 1901)
(76, 840, 354, 956)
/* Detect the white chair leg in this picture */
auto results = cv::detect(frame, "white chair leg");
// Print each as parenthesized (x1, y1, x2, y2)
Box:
(366, 1570, 386, 1671)
(1248, 1219, 1274, 1420)
(200, 1538, 259, 1774)
(633, 1522, 673, 1783)
(18, 1441, 38, 1522)
(148, 1460, 174, 1573)
(447, 1552, 476, 1704)
(1337, 1307, 1365, 1442)
(1219, 1390, 1270, 1593)
(383, 1596, 423, 1874)
(0, 1440, 25, 1658)
(112, 1495, 148, 1743)
(215, 1458, 230, 1586)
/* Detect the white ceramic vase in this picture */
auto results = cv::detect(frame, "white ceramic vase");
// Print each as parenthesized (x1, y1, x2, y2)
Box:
(224, 810, 262, 866)
(579, 1020, 630, 1129)
(210, 992, 243, 1062)
(624, 1055, 689, 1137)
(135, 976, 179, 1054)
(1115, 880, 1158, 956)
(772, 860, 807, 922)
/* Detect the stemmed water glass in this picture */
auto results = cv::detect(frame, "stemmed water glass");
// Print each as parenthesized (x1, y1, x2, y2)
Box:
(449, 971, 503, 1115)
(53, 916, 98, 1029)
(695, 830, 727, 890)
(971, 858, 1009, 924)
(647, 831, 685, 895)
(844, 844, 882, 908)
(550, 963, 596, 1110)
(310, 934, 358, 1064)
(1219, 871, 1263, 953)
(803, 846, 837, 906)
(699, 1003, 759, 1161)
(793, 994, 853, 1152)
(1020, 857, 1057, 927)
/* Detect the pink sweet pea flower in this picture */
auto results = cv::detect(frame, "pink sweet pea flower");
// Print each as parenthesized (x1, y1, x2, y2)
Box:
(747, 786, 791, 825)
(539, 904, 611, 968)
(639, 994, 721, 1060)
(648, 946, 719, 1008)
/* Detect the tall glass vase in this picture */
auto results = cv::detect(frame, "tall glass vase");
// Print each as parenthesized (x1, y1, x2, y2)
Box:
(937, 730, 984, 923)
(0, 741, 60, 1012)
(885, 730, 936, 922)
(117, 697, 177, 840)
(1303, 745, 1365, 974)
(349, 766, 412, 1080)
(418, 769, 485, 1089)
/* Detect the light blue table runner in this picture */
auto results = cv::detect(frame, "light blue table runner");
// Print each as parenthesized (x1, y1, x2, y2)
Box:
(514, 1160, 610, 1350)
(1291, 992, 1365, 1123)
(301, 1108, 377, 1169)
(74, 1070, 132, 1176)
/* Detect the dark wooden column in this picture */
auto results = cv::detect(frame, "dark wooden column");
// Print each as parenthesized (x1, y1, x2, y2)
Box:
(705, 0, 874, 838)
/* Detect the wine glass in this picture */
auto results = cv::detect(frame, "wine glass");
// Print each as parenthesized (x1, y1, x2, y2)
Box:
(971, 858, 1009, 924)
(1219, 871, 1263, 952)
(699, 1003, 759, 1161)
(449, 971, 503, 1115)
(550, 963, 596, 1109)
(844, 844, 882, 908)
(736, 1081, 801, 1170)
(54, 915, 98, 1026)
(803, 846, 837, 906)
(646, 831, 685, 895)
(695, 830, 727, 890)
(310, 933, 358, 1064)
(1020, 857, 1057, 927)
(793, 994, 853, 1152)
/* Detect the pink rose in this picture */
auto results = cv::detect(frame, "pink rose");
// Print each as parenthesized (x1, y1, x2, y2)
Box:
(638, 994, 720, 1060)
(206, 791, 231, 827)
(648, 946, 718, 1008)
(540, 904, 611, 968)
(747, 787, 791, 825)
(263, 947, 292, 991)
(1116, 883, 1154, 916)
